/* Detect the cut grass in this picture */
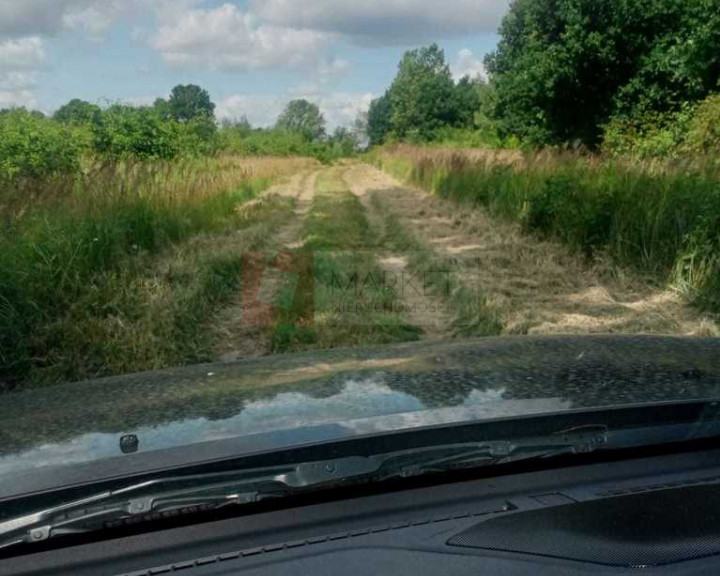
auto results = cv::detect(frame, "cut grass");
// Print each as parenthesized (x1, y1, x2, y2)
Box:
(370, 192, 503, 337)
(376, 146, 720, 317)
(271, 169, 422, 353)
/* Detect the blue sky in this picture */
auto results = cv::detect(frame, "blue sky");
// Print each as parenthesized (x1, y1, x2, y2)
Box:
(0, 0, 509, 128)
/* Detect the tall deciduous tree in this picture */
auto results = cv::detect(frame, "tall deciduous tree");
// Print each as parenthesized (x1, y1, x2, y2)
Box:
(388, 44, 459, 140)
(366, 92, 392, 145)
(453, 76, 484, 128)
(487, 0, 720, 148)
(158, 84, 216, 122)
(53, 99, 101, 125)
(275, 99, 326, 141)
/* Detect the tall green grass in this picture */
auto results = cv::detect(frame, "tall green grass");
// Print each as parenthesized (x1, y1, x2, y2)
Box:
(0, 156, 313, 389)
(378, 148, 720, 314)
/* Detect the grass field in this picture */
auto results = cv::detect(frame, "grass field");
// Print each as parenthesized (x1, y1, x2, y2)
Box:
(0, 156, 317, 389)
(374, 145, 720, 315)
(2, 148, 717, 392)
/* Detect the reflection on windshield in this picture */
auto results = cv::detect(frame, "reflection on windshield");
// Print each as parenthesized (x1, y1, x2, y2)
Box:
(0, 336, 718, 479)
(0, 379, 563, 476)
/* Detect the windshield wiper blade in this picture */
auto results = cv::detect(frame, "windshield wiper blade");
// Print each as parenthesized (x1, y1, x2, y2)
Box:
(376, 425, 608, 478)
(0, 426, 607, 552)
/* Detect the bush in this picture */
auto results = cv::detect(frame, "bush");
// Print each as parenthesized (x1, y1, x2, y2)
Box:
(176, 117, 219, 157)
(93, 105, 183, 160)
(602, 109, 693, 159)
(683, 95, 720, 154)
(602, 95, 720, 159)
(0, 109, 83, 180)
(430, 127, 502, 149)
(217, 127, 354, 163)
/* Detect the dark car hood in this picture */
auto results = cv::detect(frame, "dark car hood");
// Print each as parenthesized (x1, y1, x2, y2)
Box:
(1, 335, 719, 495)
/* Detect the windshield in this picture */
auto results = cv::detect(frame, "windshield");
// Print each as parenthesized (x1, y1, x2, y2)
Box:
(0, 0, 719, 497)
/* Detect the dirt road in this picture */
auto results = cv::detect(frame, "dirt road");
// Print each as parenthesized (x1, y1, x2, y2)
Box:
(212, 162, 716, 364)
(213, 169, 319, 361)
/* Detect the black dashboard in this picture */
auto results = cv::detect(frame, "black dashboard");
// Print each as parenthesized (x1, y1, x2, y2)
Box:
(5, 443, 720, 576)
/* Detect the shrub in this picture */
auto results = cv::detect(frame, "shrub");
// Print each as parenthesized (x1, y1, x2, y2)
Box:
(602, 95, 720, 159)
(176, 117, 219, 157)
(0, 109, 82, 180)
(92, 105, 182, 160)
(683, 95, 720, 154)
(217, 127, 354, 163)
(602, 109, 693, 159)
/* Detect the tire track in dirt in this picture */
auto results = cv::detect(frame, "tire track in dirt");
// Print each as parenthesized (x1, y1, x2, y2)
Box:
(341, 166, 456, 341)
(213, 169, 319, 362)
(351, 162, 718, 337)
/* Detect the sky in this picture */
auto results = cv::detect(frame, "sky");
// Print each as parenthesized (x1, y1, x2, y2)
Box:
(0, 0, 510, 129)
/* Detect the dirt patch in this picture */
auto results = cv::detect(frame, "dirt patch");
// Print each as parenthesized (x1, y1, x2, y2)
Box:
(348, 163, 718, 338)
(213, 170, 319, 362)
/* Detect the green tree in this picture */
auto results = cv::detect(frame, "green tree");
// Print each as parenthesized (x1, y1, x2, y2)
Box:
(367, 92, 392, 145)
(330, 126, 358, 156)
(93, 105, 181, 160)
(487, 0, 720, 148)
(275, 99, 326, 141)
(53, 99, 101, 125)
(160, 84, 216, 122)
(453, 76, 483, 128)
(388, 44, 459, 140)
(153, 97, 173, 121)
(0, 109, 81, 179)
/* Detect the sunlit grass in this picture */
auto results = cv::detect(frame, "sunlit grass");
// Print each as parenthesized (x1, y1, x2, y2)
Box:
(375, 145, 720, 316)
(0, 156, 317, 389)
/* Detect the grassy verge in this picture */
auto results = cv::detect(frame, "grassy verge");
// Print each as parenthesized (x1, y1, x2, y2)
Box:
(0, 156, 314, 389)
(376, 146, 720, 315)
(271, 170, 422, 352)
(370, 193, 503, 337)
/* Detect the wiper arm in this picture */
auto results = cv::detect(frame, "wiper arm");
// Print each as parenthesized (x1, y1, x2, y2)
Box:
(375, 425, 608, 478)
(0, 426, 607, 552)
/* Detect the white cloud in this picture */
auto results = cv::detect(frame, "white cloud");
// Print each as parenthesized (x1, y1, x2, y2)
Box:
(151, 3, 331, 71)
(62, 5, 117, 40)
(0, 89, 37, 109)
(217, 95, 287, 128)
(0, 0, 80, 37)
(0, 0, 165, 41)
(0, 71, 37, 91)
(0, 37, 45, 69)
(252, 0, 511, 44)
(0, 37, 45, 109)
(318, 59, 351, 82)
(451, 48, 487, 82)
(217, 91, 374, 130)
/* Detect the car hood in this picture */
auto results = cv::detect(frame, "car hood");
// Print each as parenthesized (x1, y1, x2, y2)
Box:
(1, 335, 719, 495)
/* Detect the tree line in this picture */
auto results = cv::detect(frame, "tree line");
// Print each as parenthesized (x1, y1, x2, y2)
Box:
(0, 85, 359, 180)
(366, 0, 720, 155)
